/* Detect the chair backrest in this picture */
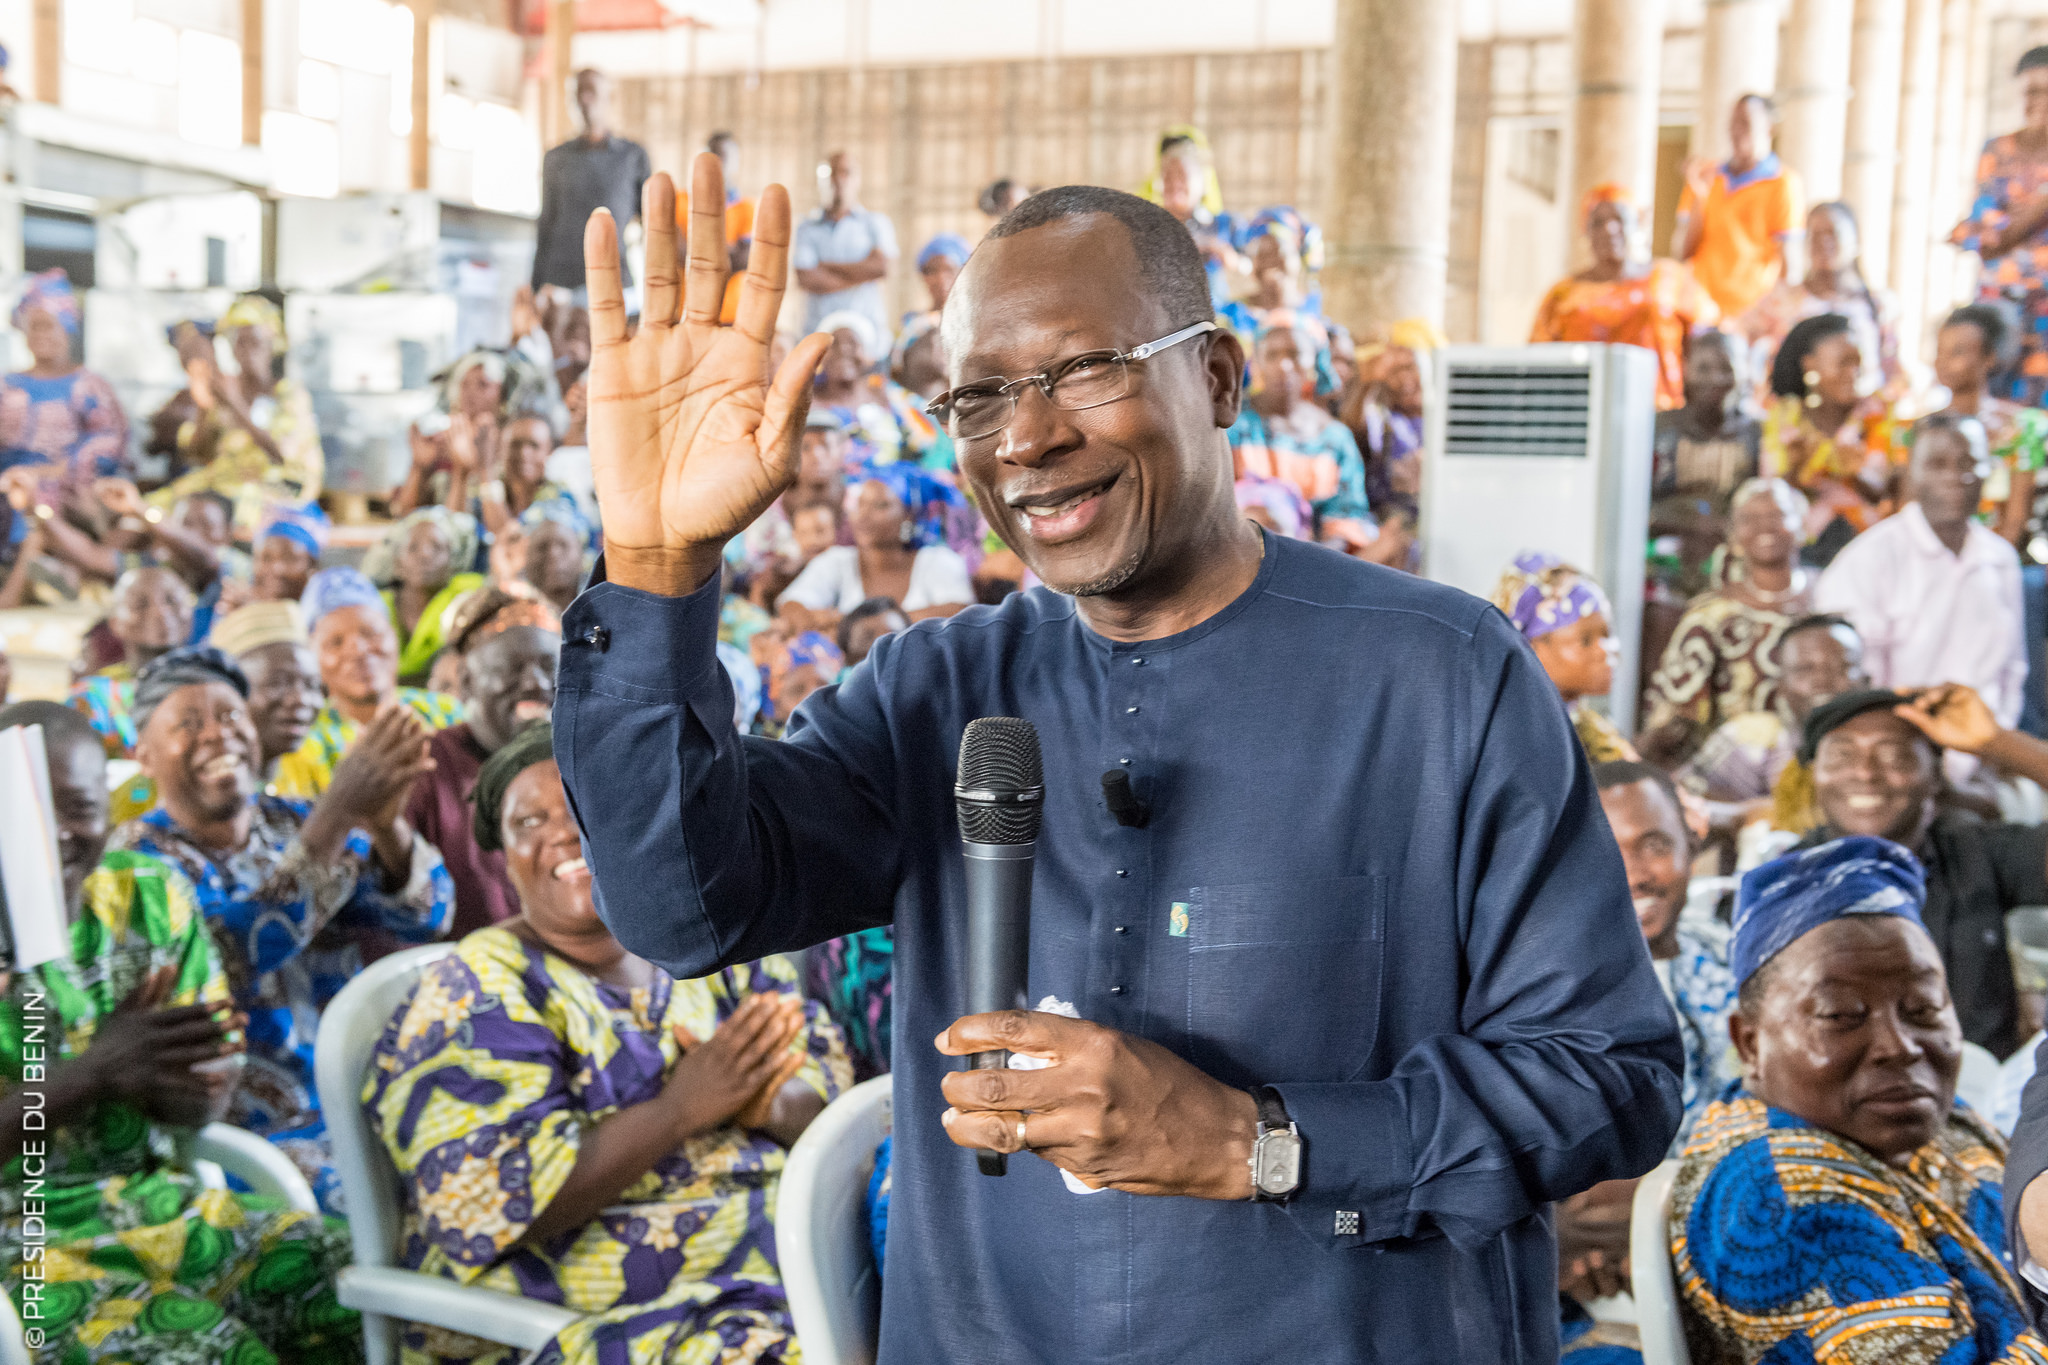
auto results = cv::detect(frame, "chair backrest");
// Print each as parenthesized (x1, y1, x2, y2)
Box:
(777, 1074, 893, 1365)
(1629, 1159, 1693, 1365)
(312, 943, 458, 1273)
(1957, 1040, 2002, 1118)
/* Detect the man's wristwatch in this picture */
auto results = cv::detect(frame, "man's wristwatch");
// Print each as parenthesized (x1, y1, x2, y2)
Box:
(1248, 1085, 1303, 1202)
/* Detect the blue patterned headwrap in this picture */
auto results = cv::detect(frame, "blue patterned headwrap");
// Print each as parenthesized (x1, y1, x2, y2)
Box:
(1731, 836, 1928, 987)
(14, 269, 78, 336)
(916, 233, 972, 272)
(782, 630, 844, 676)
(300, 566, 389, 630)
(854, 461, 968, 550)
(259, 501, 330, 559)
(1490, 552, 1612, 642)
(1241, 206, 1325, 274)
(518, 493, 595, 548)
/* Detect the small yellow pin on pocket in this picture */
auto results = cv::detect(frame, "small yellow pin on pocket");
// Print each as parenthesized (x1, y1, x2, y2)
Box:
(1168, 902, 1190, 938)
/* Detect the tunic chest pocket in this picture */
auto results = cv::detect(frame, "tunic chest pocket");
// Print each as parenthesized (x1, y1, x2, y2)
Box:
(1182, 874, 1384, 1087)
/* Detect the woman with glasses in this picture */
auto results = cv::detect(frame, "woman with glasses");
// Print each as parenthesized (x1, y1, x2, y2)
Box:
(1223, 312, 1381, 556)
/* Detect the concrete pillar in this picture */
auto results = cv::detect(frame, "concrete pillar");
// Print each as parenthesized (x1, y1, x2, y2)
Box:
(1889, 0, 1941, 362)
(409, 0, 434, 191)
(1444, 40, 1492, 343)
(1565, 0, 1665, 270)
(240, 0, 263, 146)
(1778, 0, 1856, 203)
(543, 0, 576, 149)
(1842, 0, 1907, 283)
(1925, 0, 1979, 323)
(1693, 0, 1782, 165)
(31, 0, 57, 105)
(1322, 0, 1459, 330)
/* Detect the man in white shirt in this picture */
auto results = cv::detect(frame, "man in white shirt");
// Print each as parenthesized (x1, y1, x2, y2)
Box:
(793, 151, 899, 344)
(1816, 412, 2026, 786)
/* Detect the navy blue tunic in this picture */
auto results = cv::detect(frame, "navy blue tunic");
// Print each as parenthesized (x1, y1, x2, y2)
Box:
(554, 530, 1683, 1364)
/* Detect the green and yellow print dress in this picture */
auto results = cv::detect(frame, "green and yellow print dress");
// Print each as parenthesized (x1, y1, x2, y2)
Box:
(0, 850, 362, 1364)
(364, 928, 853, 1365)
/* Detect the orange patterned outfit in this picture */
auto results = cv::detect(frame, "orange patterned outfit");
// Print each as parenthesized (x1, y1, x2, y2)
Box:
(1530, 260, 1719, 410)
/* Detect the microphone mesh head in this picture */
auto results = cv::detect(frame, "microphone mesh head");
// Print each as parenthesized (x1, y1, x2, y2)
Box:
(956, 717, 1044, 844)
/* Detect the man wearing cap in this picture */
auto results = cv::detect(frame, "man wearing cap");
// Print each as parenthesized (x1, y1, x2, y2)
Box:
(212, 599, 323, 788)
(1798, 681, 2048, 1056)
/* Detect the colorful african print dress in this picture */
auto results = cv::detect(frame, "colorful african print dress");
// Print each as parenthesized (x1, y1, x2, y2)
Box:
(383, 577, 486, 685)
(114, 797, 455, 1216)
(0, 369, 129, 482)
(64, 664, 136, 760)
(363, 928, 853, 1365)
(1956, 134, 2048, 406)
(819, 376, 939, 469)
(149, 379, 323, 537)
(1761, 396, 1905, 537)
(1224, 407, 1375, 552)
(1529, 261, 1719, 410)
(0, 850, 361, 1364)
(1640, 587, 1810, 760)
(1978, 401, 2048, 526)
(1672, 1089, 2048, 1364)
(271, 689, 465, 798)
(803, 926, 894, 1081)
(1658, 924, 1739, 1155)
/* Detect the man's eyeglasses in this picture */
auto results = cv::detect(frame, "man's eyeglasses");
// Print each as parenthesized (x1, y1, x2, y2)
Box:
(924, 321, 1218, 442)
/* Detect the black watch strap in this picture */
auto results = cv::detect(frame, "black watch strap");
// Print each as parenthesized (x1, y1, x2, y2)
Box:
(1252, 1085, 1291, 1130)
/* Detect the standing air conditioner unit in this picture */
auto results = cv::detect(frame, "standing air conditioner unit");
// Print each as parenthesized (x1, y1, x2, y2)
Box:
(1420, 343, 1657, 736)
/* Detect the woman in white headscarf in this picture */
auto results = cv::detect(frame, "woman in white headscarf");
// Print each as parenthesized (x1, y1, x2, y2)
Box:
(809, 309, 941, 468)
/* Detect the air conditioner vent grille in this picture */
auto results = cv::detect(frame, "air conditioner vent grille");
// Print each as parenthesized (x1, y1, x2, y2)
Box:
(1444, 364, 1592, 458)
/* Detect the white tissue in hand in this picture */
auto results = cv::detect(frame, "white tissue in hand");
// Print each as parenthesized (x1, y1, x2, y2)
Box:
(1006, 996, 1106, 1194)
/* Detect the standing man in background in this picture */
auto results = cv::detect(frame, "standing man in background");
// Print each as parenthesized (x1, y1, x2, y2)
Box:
(531, 69, 650, 303)
(678, 131, 755, 325)
(1674, 93, 1805, 320)
(794, 151, 898, 345)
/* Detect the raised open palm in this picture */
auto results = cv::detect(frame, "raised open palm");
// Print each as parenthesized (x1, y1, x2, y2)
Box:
(583, 155, 832, 595)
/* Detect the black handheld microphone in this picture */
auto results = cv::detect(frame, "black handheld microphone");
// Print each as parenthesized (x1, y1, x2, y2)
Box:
(955, 716, 1044, 1177)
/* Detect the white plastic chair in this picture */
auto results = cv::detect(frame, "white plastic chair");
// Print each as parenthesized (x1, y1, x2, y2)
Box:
(778, 1073, 893, 1365)
(1629, 1160, 1693, 1365)
(1957, 1040, 2002, 1118)
(190, 1121, 321, 1210)
(313, 943, 583, 1365)
(0, 1123, 317, 1365)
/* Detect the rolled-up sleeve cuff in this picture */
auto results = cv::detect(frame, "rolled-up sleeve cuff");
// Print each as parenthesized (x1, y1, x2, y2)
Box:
(1271, 1079, 1415, 1250)
(559, 553, 727, 704)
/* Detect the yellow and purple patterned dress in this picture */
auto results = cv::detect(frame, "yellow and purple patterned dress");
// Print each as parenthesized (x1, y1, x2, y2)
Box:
(363, 928, 852, 1365)
(0, 850, 361, 1363)
(1671, 1088, 2048, 1364)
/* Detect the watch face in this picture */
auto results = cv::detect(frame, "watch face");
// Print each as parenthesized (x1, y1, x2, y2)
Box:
(1254, 1130, 1302, 1195)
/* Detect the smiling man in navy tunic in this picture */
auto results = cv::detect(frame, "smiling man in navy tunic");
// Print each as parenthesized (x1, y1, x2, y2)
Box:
(555, 154, 1683, 1363)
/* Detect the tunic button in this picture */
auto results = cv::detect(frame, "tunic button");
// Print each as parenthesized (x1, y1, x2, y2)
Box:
(1119, 757, 1132, 765)
(1110, 985, 1126, 994)
(582, 625, 611, 652)
(1114, 869, 1128, 877)
(1126, 706, 1140, 714)
(1114, 925, 1128, 933)
(1133, 657, 1145, 666)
